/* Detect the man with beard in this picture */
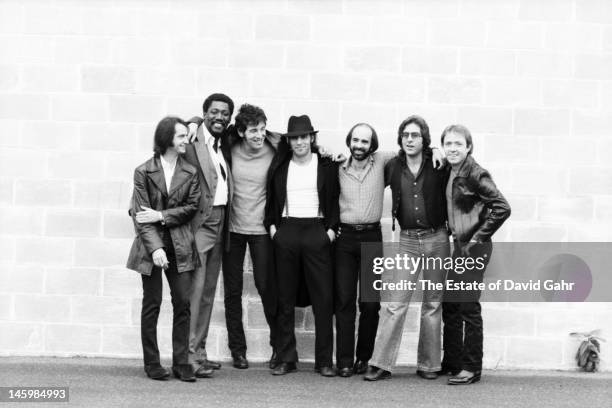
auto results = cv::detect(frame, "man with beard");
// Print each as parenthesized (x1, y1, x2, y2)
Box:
(183, 93, 234, 378)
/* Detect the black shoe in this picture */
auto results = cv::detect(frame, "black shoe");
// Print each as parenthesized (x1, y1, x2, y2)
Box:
(364, 366, 391, 381)
(353, 360, 368, 375)
(194, 365, 214, 378)
(144, 364, 170, 380)
(202, 359, 222, 370)
(269, 352, 279, 369)
(272, 362, 297, 376)
(316, 366, 336, 377)
(448, 370, 481, 385)
(438, 364, 461, 376)
(416, 370, 438, 380)
(172, 364, 196, 382)
(338, 367, 353, 378)
(232, 355, 249, 369)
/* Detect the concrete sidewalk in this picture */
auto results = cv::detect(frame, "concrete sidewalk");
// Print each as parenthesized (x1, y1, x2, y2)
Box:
(0, 357, 610, 408)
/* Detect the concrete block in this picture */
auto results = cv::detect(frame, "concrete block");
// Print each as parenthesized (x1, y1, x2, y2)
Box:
(294, 331, 315, 360)
(134, 67, 197, 96)
(483, 336, 506, 369)
(542, 80, 599, 109)
(482, 135, 539, 164)
(22, 65, 79, 92)
(133, 9, 198, 38)
(196, 69, 250, 99)
(311, 73, 367, 101)
(1, 148, 47, 178)
(510, 166, 568, 195)
(79, 7, 136, 36)
(505, 337, 563, 368)
(45, 267, 102, 296)
(572, 111, 612, 136)
(0, 206, 44, 235)
(166, 97, 206, 120)
(484, 78, 540, 106)
(79, 123, 138, 152)
(428, 76, 483, 104)
(459, 49, 516, 76)
(81, 66, 135, 94)
(72, 296, 131, 325)
(535, 305, 598, 337)
(545, 23, 602, 52)
(0, 237, 16, 263)
(340, 102, 397, 132)
(456, 107, 513, 134)
(197, 13, 253, 40)
(74, 238, 132, 268)
(15, 179, 72, 207)
(575, 54, 612, 80)
(369, 17, 427, 45)
(103, 268, 142, 298)
(483, 307, 535, 336)
(55, 37, 112, 64)
(244, 329, 273, 360)
(0, 119, 20, 148)
(105, 151, 151, 180)
(252, 72, 309, 98)
(368, 74, 425, 104)
(594, 196, 612, 222)
(169, 39, 227, 67)
(514, 108, 570, 136)
(343, 0, 402, 15)
(0, 294, 11, 320)
(286, 44, 343, 71)
(48, 151, 106, 180)
(487, 22, 543, 49)
(0, 265, 44, 294)
(255, 15, 310, 41)
(287, 0, 342, 14)
(109, 95, 165, 123)
(518, 0, 573, 21)
(45, 324, 101, 353)
(0, 65, 19, 91)
(0, 3, 24, 34)
(0, 94, 49, 120)
(103, 210, 134, 239)
(0, 178, 13, 206)
(46, 209, 101, 238)
(24, 5, 81, 35)
(22, 121, 79, 150)
(16, 237, 73, 266)
(312, 16, 371, 44)
(510, 222, 568, 242)
(576, 0, 612, 23)
(282, 100, 340, 129)
(0, 323, 44, 352)
(0, 35, 54, 64)
(541, 138, 597, 166)
(516, 51, 572, 77)
(569, 167, 612, 195)
(402, 47, 458, 74)
(228, 42, 284, 69)
(102, 326, 141, 356)
(112, 38, 170, 66)
(73, 180, 132, 210)
(460, 0, 519, 19)
(430, 20, 486, 47)
(505, 195, 537, 221)
(344, 46, 401, 72)
(51, 94, 109, 122)
(14, 294, 71, 322)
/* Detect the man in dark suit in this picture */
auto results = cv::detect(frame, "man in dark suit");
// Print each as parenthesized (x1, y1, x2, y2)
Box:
(264, 115, 340, 377)
(182, 93, 234, 378)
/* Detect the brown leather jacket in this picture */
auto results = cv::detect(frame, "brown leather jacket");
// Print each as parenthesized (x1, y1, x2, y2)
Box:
(126, 156, 202, 275)
(448, 155, 510, 243)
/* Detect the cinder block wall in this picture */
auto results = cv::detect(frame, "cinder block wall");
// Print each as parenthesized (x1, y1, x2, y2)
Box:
(1, 0, 611, 371)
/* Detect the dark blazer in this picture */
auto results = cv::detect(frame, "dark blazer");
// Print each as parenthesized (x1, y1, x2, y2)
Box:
(385, 149, 448, 231)
(126, 155, 202, 275)
(183, 124, 234, 251)
(264, 150, 340, 233)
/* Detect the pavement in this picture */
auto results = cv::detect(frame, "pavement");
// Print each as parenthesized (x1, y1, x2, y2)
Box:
(0, 357, 610, 408)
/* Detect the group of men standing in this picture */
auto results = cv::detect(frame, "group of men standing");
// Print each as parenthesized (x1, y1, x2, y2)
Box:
(127, 92, 511, 385)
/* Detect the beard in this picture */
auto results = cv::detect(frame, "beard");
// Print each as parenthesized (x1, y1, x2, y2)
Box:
(350, 146, 370, 161)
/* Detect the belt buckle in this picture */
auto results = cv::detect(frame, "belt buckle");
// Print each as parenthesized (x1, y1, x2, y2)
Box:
(354, 224, 365, 231)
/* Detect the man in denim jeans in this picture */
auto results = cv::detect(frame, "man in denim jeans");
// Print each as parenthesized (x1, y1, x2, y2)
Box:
(365, 115, 450, 381)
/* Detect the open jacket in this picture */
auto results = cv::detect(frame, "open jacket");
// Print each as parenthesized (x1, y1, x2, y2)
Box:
(126, 155, 202, 275)
(448, 155, 511, 243)
(264, 149, 340, 233)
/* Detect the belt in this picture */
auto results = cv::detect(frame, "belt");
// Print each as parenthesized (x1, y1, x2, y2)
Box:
(281, 216, 323, 225)
(401, 226, 448, 238)
(339, 222, 381, 232)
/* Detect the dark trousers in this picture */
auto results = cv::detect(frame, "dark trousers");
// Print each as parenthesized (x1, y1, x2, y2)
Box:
(223, 232, 278, 358)
(334, 226, 381, 369)
(141, 251, 192, 368)
(442, 241, 492, 373)
(273, 218, 334, 367)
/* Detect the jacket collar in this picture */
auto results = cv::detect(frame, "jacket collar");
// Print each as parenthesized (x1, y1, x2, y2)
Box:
(454, 155, 476, 178)
(145, 155, 195, 198)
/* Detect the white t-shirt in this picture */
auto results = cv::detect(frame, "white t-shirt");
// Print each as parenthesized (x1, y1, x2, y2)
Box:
(284, 154, 321, 218)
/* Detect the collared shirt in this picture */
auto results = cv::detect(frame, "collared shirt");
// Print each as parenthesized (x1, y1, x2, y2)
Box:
(339, 151, 395, 224)
(284, 154, 320, 218)
(203, 125, 228, 206)
(398, 158, 432, 229)
(159, 155, 177, 194)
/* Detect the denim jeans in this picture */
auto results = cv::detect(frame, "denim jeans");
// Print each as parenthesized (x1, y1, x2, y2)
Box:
(370, 228, 450, 372)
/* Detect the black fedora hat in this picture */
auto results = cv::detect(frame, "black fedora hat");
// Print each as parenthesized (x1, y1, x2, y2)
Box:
(283, 115, 318, 137)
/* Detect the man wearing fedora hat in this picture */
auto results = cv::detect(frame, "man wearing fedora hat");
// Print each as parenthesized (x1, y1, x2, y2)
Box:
(265, 115, 340, 377)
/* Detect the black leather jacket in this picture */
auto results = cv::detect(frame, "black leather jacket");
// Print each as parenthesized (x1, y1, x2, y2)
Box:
(448, 155, 511, 243)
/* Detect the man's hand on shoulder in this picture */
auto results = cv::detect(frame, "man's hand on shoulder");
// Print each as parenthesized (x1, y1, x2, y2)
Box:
(431, 147, 446, 169)
(187, 123, 199, 143)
